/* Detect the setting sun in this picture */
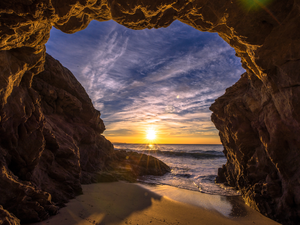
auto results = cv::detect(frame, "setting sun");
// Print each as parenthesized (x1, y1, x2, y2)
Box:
(146, 129, 156, 140)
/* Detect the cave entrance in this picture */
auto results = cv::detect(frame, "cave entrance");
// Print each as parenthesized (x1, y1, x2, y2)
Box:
(45, 19, 245, 196)
(46, 19, 244, 145)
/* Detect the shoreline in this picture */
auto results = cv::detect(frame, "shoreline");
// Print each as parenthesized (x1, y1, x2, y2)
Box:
(30, 181, 280, 225)
(137, 183, 244, 217)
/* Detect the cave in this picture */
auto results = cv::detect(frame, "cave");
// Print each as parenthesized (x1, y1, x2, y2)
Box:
(0, 0, 300, 224)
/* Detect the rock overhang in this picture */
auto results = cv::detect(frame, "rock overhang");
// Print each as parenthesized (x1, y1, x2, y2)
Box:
(1, 0, 300, 224)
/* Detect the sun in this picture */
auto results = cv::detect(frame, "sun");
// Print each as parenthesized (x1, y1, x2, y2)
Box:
(146, 129, 156, 141)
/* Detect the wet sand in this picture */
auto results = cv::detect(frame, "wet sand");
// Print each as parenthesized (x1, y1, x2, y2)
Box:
(32, 181, 280, 225)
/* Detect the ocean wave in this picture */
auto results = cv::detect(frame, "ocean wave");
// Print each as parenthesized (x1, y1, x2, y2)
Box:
(114, 148, 225, 159)
(148, 150, 225, 159)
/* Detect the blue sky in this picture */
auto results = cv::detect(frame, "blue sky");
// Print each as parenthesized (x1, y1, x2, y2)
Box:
(46, 20, 244, 144)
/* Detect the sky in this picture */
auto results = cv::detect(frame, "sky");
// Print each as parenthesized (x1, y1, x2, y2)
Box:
(46, 20, 245, 144)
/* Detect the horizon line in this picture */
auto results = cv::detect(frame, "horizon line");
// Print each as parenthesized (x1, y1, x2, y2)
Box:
(112, 142, 222, 145)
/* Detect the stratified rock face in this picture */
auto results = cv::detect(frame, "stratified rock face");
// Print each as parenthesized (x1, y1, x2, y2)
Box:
(210, 71, 300, 224)
(1, 0, 300, 224)
(0, 53, 114, 223)
(31, 54, 115, 203)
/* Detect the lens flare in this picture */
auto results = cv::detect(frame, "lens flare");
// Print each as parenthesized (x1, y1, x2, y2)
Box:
(240, 0, 271, 9)
(239, 0, 281, 25)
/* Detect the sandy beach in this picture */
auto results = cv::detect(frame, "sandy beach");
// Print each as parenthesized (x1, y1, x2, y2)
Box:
(31, 181, 280, 225)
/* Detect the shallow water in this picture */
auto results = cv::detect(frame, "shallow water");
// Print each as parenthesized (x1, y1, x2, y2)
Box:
(113, 143, 240, 196)
(138, 183, 247, 218)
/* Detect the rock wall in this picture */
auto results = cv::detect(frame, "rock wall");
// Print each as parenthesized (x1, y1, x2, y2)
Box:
(210, 71, 300, 223)
(0, 0, 300, 224)
(0, 52, 114, 224)
(31, 54, 114, 202)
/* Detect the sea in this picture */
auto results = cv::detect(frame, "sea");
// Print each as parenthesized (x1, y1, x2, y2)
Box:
(113, 143, 240, 197)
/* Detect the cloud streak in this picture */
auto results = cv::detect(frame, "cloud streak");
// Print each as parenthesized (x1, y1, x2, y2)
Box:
(46, 20, 245, 143)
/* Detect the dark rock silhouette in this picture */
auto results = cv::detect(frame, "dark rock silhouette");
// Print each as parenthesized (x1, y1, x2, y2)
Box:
(0, 53, 115, 224)
(0, 0, 300, 224)
(109, 150, 171, 182)
(0, 53, 170, 224)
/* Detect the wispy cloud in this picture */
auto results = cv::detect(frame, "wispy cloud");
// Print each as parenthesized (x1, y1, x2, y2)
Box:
(46, 20, 245, 143)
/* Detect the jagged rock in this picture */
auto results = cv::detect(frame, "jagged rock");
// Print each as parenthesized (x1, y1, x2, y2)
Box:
(0, 206, 20, 225)
(31, 54, 115, 203)
(0, 52, 114, 223)
(1, 0, 300, 224)
(210, 71, 300, 224)
(0, 151, 59, 223)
